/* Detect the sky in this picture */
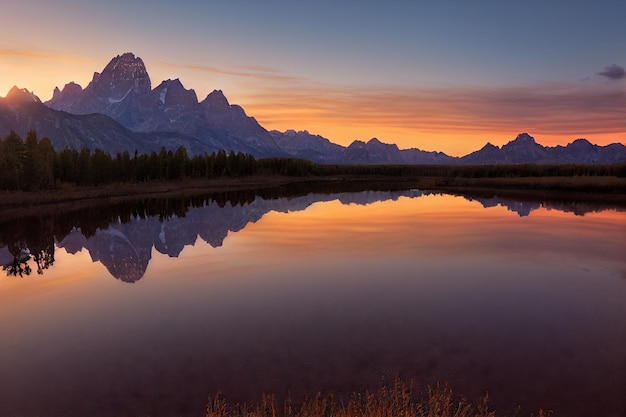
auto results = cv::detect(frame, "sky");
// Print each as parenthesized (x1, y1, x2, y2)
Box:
(1, 0, 624, 156)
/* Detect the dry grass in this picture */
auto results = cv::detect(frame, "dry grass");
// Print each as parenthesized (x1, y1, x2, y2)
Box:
(0, 176, 305, 209)
(2, 175, 625, 210)
(435, 176, 626, 204)
(206, 380, 551, 417)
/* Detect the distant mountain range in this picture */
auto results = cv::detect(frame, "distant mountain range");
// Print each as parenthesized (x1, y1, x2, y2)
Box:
(1, 52, 625, 164)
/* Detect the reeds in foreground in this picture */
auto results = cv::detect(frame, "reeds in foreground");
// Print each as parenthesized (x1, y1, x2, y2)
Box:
(206, 379, 551, 417)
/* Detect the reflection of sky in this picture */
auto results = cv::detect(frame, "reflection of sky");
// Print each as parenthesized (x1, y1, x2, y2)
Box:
(0, 194, 625, 417)
(226, 195, 625, 269)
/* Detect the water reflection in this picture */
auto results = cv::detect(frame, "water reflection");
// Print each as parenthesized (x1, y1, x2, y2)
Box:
(463, 193, 623, 217)
(1, 187, 624, 282)
(0, 185, 625, 417)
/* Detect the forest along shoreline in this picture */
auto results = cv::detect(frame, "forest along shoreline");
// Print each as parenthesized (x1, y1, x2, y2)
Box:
(1, 130, 625, 210)
(2, 174, 626, 215)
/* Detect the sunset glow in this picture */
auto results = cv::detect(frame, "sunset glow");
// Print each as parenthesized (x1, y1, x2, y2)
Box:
(1, 1, 624, 155)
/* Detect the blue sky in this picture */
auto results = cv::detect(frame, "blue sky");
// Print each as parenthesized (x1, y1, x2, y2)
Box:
(1, 0, 624, 154)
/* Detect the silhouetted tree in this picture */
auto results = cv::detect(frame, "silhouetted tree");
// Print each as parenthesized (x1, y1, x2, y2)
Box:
(2, 242, 32, 277)
(37, 137, 56, 189)
(1, 131, 26, 189)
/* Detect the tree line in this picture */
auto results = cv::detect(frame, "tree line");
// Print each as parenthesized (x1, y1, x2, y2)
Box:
(1, 130, 624, 191)
(0, 130, 317, 191)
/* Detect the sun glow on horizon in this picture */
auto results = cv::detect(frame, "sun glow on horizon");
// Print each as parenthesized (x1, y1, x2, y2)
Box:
(1, 47, 624, 156)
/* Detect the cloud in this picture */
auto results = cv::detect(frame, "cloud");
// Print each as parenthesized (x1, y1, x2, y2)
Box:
(0, 48, 87, 65)
(598, 64, 626, 80)
(0, 48, 57, 59)
(243, 82, 626, 141)
(158, 61, 306, 83)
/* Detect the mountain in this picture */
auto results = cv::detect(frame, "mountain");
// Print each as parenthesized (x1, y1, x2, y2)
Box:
(343, 138, 448, 164)
(270, 131, 457, 164)
(461, 133, 626, 165)
(270, 130, 350, 163)
(1, 52, 625, 164)
(201, 89, 279, 153)
(46, 53, 282, 156)
(548, 138, 626, 164)
(0, 86, 211, 154)
(48, 52, 152, 128)
(462, 133, 549, 164)
(0, 87, 144, 153)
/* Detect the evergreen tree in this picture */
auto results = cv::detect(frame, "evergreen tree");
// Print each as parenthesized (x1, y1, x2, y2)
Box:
(37, 137, 56, 189)
(1, 131, 27, 190)
(23, 130, 39, 190)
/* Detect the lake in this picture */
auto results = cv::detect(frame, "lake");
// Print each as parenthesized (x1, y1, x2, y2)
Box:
(0, 187, 625, 417)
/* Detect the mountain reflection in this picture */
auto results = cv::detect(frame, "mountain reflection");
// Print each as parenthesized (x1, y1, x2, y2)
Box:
(465, 194, 623, 217)
(1, 186, 623, 282)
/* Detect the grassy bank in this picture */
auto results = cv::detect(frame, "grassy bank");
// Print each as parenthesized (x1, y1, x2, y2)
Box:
(206, 380, 550, 417)
(2, 173, 625, 210)
(0, 176, 303, 209)
(428, 175, 626, 205)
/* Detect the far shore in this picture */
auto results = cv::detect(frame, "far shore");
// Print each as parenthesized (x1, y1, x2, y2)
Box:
(1, 175, 625, 213)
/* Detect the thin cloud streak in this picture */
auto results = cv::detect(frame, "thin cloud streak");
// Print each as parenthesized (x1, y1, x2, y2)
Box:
(0, 48, 58, 59)
(0, 48, 84, 62)
(158, 61, 306, 83)
(244, 83, 626, 138)
(240, 65, 284, 73)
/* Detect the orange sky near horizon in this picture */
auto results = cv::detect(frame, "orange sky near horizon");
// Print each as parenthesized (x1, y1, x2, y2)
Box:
(1, 50, 624, 156)
(1, 0, 625, 157)
(238, 81, 625, 156)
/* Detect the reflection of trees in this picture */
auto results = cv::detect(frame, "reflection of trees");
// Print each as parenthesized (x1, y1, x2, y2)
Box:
(2, 239, 56, 277)
(2, 182, 623, 279)
(31, 245, 55, 275)
(1, 215, 56, 277)
(2, 242, 32, 277)
(2, 244, 56, 277)
(1, 183, 401, 279)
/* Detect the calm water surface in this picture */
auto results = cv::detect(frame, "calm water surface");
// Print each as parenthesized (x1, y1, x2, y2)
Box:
(0, 190, 625, 417)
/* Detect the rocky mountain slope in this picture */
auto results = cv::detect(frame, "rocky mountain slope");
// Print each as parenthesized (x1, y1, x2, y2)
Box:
(1, 52, 624, 164)
(0, 86, 211, 155)
(45, 53, 281, 156)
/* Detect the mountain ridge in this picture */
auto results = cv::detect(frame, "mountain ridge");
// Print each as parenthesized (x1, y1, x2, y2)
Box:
(1, 52, 625, 165)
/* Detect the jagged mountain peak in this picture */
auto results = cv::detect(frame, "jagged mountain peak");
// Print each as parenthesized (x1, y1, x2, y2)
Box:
(4, 86, 41, 103)
(158, 78, 184, 88)
(88, 52, 152, 98)
(51, 82, 83, 103)
(57, 81, 82, 93)
(202, 89, 230, 110)
(46, 52, 152, 116)
(459, 141, 503, 165)
(13, 52, 624, 164)
(154, 79, 198, 106)
(481, 142, 499, 150)
(348, 140, 367, 148)
(569, 138, 595, 148)
(366, 138, 400, 150)
(501, 133, 544, 156)
(92, 52, 150, 88)
(510, 132, 537, 144)
(104, 52, 148, 77)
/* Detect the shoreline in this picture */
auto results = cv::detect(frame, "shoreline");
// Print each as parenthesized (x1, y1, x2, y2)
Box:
(1, 175, 625, 212)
